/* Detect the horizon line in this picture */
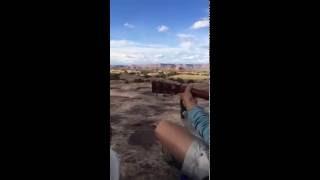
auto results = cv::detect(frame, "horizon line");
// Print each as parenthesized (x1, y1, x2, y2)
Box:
(110, 63, 209, 65)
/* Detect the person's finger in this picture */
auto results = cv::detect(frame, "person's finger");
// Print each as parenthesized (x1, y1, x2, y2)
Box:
(185, 84, 193, 93)
(179, 93, 184, 99)
(194, 98, 198, 104)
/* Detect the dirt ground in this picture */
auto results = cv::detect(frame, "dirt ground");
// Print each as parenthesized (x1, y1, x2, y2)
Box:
(110, 79, 209, 180)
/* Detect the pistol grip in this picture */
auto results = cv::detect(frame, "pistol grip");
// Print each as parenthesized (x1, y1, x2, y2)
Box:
(180, 99, 187, 119)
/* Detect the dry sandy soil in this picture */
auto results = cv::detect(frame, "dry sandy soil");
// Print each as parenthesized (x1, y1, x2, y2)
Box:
(110, 79, 209, 180)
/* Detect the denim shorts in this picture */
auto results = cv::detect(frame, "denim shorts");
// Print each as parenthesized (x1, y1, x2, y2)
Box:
(181, 139, 209, 180)
(181, 111, 209, 180)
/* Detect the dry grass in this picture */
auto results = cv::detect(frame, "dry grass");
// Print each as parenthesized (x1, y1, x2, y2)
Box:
(170, 74, 209, 80)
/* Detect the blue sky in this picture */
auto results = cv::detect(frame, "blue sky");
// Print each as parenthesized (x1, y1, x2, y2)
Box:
(110, 0, 209, 65)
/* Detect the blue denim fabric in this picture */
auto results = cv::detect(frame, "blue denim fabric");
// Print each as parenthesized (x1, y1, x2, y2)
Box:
(187, 106, 209, 145)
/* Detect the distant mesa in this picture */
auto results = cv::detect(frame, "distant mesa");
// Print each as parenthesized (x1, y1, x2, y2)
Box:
(110, 63, 209, 70)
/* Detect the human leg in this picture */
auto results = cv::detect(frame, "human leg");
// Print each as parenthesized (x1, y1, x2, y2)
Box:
(154, 120, 209, 180)
(154, 120, 194, 162)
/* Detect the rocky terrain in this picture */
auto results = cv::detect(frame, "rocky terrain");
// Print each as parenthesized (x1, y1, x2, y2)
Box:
(110, 80, 209, 180)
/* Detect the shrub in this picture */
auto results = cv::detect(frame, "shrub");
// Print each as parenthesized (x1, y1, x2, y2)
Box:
(156, 74, 166, 79)
(187, 79, 195, 83)
(133, 78, 144, 83)
(176, 78, 184, 83)
(110, 73, 120, 80)
(167, 71, 177, 76)
(141, 70, 151, 76)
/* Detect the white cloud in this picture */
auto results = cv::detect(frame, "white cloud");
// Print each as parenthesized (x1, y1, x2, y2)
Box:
(190, 18, 209, 29)
(177, 34, 195, 42)
(179, 41, 193, 49)
(124, 22, 135, 28)
(157, 25, 169, 32)
(110, 40, 167, 48)
(154, 54, 164, 58)
(177, 34, 194, 39)
(110, 40, 137, 47)
(110, 39, 208, 65)
(177, 34, 196, 49)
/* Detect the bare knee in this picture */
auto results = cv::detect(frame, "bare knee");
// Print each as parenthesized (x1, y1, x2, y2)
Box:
(154, 120, 172, 136)
(154, 120, 194, 162)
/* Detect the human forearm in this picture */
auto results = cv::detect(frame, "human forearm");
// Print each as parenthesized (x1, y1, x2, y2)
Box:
(187, 106, 209, 145)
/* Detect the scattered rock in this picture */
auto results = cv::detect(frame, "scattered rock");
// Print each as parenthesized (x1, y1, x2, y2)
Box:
(110, 80, 209, 179)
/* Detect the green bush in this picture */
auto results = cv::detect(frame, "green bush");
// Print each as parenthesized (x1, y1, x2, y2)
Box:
(110, 73, 120, 80)
(176, 78, 184, 83)
(167, 71, 177, 76)
(144, 74, 151, 78)
(157, 74, 166, 79)
(141, 70, 151, 76)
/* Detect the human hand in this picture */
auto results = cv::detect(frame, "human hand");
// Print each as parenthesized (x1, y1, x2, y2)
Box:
(180, 84, 197, 111)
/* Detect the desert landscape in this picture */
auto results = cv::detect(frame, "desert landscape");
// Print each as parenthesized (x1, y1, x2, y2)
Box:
(110, 72, 209, 180)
